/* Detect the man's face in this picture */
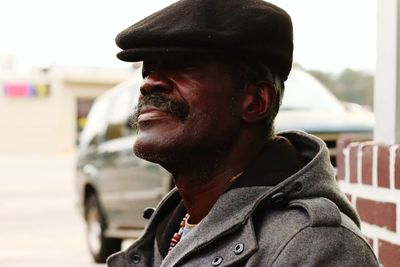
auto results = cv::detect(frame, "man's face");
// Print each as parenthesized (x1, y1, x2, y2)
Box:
(132, 54, 243, 165)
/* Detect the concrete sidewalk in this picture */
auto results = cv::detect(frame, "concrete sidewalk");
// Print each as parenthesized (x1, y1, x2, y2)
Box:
(0, 154, 104, 267)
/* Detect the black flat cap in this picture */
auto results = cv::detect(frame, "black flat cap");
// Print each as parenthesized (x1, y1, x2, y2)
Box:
(116, 0, 293, 80)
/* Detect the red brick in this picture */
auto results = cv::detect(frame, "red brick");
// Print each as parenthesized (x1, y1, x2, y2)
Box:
(336, 138, 352, 180)
(345, 193, 352, 203)
(395, 147, 400, 189)
(349, 145, 359, 183)
(378, 240, 400, 267)
(364, 236, 374, 248)
(378, 145, 390, 188)
(361, 145, 373, 185)
(356, 198, 396, 231)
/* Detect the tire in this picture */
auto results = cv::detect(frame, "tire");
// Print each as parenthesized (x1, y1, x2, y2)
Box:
(85, 194, 122, 263)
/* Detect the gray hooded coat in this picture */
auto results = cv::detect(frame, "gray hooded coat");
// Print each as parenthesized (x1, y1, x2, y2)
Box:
(107, 131, 379, 266)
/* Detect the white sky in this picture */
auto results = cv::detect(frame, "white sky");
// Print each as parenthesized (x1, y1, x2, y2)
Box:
(0, 0, 376, 74)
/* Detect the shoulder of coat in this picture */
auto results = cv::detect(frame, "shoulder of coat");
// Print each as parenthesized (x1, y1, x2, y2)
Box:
(288, 197, 341, 227)
(255, 196, 343, 228)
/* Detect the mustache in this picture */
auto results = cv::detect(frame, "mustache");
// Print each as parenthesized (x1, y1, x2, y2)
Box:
(129, 94, 189, 128)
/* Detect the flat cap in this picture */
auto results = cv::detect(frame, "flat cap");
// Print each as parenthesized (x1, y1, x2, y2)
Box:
(116, 0, 293, 80)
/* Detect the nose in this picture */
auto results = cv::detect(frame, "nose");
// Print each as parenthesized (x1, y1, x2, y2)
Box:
(140, 73, 173, 96)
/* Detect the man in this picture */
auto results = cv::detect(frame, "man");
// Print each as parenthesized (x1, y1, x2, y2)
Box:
(108, 0, 378, 266)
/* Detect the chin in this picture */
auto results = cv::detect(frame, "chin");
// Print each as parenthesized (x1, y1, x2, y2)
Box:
(134, 140, 162, 163)
(133, 134, 177, 165)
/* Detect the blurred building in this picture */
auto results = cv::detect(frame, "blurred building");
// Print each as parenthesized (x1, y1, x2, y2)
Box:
(0, 65, 134, 155)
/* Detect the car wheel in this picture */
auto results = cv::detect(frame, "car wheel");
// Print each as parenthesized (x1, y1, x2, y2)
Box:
(85, 194, 122, 263)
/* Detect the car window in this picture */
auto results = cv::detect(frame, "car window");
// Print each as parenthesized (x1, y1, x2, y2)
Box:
(282, 69, 344, 113)
(104, 81, 141, 142)
(78, 93, 112, 152)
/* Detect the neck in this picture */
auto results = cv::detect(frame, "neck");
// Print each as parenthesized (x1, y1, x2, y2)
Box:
(175, 169, 240, 224)
(167, 131, 268, 224)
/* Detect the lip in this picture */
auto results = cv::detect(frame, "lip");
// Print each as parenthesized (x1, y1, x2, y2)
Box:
(137, 107, 170, 123)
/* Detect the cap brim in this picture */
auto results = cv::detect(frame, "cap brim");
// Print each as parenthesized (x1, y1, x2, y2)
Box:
(117, 47, 225, 62)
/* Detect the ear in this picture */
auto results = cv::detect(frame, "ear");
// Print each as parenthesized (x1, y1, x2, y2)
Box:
(241, 82, 276, 123)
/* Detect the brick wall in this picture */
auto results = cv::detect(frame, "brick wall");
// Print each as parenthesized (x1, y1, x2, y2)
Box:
(337, 139, 400, 267)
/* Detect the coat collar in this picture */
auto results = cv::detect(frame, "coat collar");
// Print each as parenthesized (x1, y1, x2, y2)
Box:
(160, 187, 269, 266)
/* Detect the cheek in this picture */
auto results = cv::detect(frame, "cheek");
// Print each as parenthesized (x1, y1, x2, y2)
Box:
(186, 98, 241, 138)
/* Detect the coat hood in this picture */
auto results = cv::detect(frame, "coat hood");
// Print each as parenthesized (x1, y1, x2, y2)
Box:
(224, 130, 359, 227)
(271, 130, 359, 225)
